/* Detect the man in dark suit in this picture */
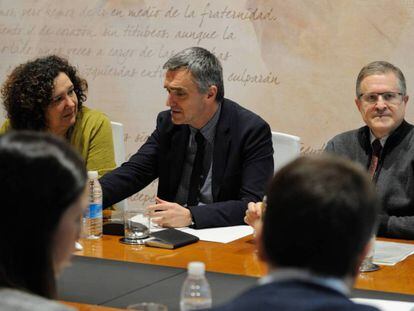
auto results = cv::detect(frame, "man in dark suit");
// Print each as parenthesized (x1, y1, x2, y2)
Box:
(99, 47, 273, 229)
(211, 156, 380, 311)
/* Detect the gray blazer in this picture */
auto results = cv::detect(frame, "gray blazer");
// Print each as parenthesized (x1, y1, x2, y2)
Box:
(325, 120, 414, 239)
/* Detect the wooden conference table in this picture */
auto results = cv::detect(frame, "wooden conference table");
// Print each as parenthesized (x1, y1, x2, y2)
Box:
(82, 235, 414, 294)
(60, 234, 414, 307)
(63, 301, 125, 311)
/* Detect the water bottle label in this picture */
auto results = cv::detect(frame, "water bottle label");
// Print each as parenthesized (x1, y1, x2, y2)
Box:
(88, 203, 102, 219)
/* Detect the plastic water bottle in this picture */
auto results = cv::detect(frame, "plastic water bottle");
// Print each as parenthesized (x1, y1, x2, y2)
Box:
(180, 262, 212, 311)
(83, 171, 103, 239)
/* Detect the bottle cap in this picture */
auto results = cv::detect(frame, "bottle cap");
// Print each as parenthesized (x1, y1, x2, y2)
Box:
(188, 261, 205, 276)
(88, 171, 99, 179)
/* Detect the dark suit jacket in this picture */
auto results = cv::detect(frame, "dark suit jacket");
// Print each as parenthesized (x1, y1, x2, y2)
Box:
(210, 280, 379, 311)
(100, 98, 274, 228)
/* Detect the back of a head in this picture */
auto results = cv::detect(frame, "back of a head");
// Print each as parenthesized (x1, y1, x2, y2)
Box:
(262, 155, 380, 278)
(0, 131, 87, 298)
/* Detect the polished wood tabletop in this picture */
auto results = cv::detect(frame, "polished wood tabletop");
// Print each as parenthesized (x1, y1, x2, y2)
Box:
(355, 237, 414, 295)
(76, 235, 414, 296)
(63, 301, 125, 310)
(77, 234, 266, 277)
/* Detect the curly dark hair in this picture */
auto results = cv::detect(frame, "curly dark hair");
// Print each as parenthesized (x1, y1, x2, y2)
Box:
(1, 55, 88, 130)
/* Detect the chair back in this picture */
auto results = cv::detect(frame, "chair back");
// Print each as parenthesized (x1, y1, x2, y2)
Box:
(110, 121, 127, 211)
(271, 131, 301, 172)
(111, 121, 125, 167)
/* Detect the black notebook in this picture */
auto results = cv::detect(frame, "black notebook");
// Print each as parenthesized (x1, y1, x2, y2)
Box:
(145, 228, 199, 249)
(103, 221, 124, 236)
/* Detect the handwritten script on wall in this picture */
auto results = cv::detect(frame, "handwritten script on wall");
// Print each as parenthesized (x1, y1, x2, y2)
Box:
(1, 0, 414, 208)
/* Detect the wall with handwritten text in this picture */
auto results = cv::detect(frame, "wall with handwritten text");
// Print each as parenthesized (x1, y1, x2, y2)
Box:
(1, 0, 414, 208)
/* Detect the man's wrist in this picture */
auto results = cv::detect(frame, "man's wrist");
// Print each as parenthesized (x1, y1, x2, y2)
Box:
(188, 211, 195, 228)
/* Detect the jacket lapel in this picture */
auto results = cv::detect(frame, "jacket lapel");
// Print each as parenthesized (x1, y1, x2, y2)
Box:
(212, 101, 231, 199)
(166, 126, 190, 200)
(385, 120, 412, 152)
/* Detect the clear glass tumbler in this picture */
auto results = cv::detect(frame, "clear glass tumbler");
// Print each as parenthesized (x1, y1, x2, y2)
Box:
(120, 207, 150, 245)
(359, 235, 380, 272)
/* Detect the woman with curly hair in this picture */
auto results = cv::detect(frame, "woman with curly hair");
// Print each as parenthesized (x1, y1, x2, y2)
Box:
(0, 55, 115, 176)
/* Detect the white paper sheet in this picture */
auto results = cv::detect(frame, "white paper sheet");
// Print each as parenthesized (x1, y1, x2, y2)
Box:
(132, 214, 254, 243)
(373, 241, 414, 266)
(179, 225, 254, 243)
(147, 223, 254, 243)
(352, 298, 414, 311)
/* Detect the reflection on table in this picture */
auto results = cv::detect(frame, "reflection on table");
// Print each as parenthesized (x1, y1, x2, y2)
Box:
(75, 234, 414, 296)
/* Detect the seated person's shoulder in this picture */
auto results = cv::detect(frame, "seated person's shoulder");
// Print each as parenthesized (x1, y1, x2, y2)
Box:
(0, 119, 10, 134)
(79, 106, 110, 124)
(223, 98, 269, 128)
(71, 106, 112, 142)
(325, 127, 364, 153)
(0, 288, 73, 311)
(155, 110, 178, 133)
(156, 109, 173, 123)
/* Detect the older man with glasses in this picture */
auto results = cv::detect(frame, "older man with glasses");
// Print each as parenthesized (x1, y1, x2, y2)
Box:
(325, 61, 414, 239)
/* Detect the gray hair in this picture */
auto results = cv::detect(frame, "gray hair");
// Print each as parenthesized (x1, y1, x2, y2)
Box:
(163, 47, 224, 102)
(356, 61, 406, 97)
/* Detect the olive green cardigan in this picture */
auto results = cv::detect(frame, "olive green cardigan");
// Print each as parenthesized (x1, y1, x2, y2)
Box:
(0, 106, 116, 177)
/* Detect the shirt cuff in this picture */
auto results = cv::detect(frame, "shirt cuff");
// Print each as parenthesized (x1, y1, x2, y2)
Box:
(377, 214, 389, 236)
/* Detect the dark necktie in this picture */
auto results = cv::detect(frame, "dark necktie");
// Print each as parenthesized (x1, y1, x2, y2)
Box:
(187, 131, 205, 206)
(368, 139, 382, 180)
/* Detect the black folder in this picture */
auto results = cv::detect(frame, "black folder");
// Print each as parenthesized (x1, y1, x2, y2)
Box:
(103, 221, 124, 236)
(145, 228, 199, 249)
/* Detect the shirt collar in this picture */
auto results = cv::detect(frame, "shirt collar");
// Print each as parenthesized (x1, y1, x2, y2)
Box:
(259, 268, 350, 296)
(369, 130, 388, 147)
(190, 103, 221, 144)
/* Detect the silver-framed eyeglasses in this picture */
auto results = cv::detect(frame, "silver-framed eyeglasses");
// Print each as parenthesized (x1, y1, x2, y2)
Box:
(359, 92, 404, 104)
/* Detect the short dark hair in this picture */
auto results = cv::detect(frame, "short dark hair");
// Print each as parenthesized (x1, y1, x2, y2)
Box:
(0, 131, 87, 298)
(356, 61, 406, 97)
(1, 55, 87, 131)
(262, 155, 380, 278)
(163, 47, 224, 102)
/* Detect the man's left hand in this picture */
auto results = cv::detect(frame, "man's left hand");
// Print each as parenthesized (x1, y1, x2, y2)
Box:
(147, 197, 192, 228)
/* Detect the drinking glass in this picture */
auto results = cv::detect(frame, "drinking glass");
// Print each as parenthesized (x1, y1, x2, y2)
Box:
(359, 235, 380, 272)
(120, 206, 150, 245)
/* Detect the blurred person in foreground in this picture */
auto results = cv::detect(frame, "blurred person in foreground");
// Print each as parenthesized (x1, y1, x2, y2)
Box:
(0, 55, 115, 176)
(211, 155, 380, 311)
(0, 131, 88, 310)
(326, 61, 414, 239)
